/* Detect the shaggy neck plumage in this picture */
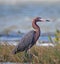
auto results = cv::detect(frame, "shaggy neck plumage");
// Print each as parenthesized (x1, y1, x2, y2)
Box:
(32, 20, 40, 32)
(32, 20, 40, 42)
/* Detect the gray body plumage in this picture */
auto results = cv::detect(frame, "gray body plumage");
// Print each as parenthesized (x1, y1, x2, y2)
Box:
(13, 30, 35, 54)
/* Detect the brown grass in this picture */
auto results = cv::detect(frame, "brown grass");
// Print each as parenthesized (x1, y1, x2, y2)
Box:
(0, 43, 60, 64)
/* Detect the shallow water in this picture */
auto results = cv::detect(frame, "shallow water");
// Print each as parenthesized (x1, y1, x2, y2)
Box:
(0, 36, 54, 41)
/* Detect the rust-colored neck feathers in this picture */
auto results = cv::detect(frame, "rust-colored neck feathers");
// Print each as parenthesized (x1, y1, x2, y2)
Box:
(32, 20, 40, 42)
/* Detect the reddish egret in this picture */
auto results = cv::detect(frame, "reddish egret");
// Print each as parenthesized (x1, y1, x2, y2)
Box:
(12, 17, 49, 54)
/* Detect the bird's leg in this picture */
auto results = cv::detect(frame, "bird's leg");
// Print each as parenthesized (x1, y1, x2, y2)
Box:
(23, 50, 28, 61)
(27, 45, 33, 59)
(25, 49, 31, 58)
(24, 45, 33, 61)
(26, 49, 30, 59)
(24, 50, 28, 57)
(24, 48, 30, 59)
(28, 45, 39, 62)
(26, 44, 31, 56)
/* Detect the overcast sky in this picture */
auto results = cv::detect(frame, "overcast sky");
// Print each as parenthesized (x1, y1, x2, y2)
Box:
(0, 0, 60, 33)
(0, 0, 60, 4)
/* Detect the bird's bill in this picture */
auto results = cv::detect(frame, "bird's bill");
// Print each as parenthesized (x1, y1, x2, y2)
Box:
(39, 18, 50, 22)
(39, 18, 45, 22)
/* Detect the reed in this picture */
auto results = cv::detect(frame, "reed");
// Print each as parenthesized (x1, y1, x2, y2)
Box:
(0, 44, 60, 64)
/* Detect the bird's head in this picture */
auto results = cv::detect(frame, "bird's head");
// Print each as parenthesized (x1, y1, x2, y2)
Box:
(34, 17, 50, 22)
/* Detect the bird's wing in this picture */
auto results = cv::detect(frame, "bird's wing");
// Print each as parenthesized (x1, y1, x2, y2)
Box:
(13, 30, 35, 53)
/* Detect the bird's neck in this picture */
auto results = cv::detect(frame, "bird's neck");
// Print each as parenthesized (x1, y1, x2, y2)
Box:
(32, 20, 40, 31)
(32, 20, 40, 41)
